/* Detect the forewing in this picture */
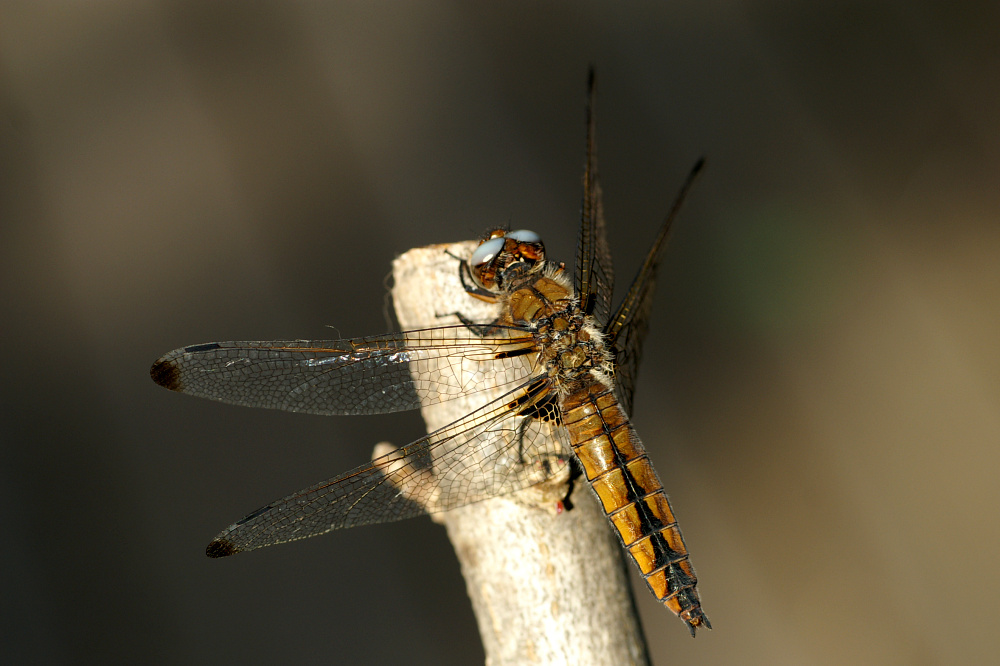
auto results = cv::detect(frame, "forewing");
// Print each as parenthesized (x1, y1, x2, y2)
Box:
(151, 325, 537, 416)
(575, 68, 615, 327)
(206, 377, 569, 556)
(606, 159, 704, 416)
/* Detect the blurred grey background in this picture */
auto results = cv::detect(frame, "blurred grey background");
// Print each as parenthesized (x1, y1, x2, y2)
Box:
(2, 2, 998, 664)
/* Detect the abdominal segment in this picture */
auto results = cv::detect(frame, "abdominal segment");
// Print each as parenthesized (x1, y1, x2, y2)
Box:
(561, 382, 709, 634)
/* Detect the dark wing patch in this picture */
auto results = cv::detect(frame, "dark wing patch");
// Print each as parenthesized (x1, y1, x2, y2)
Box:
(205, 539, 238, 558)
(150, 358, 182, 391)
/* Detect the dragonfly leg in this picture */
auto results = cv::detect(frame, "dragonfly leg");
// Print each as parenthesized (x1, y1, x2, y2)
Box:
(445, 249, 497, 302)
(436, 310, 505, 337)
(513, 415, 535, 464)
(435, 249, 506, 336)
(513, 423, 573, 514)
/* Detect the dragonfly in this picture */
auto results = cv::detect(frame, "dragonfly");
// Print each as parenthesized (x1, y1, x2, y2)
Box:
(151, 71, 710, 636)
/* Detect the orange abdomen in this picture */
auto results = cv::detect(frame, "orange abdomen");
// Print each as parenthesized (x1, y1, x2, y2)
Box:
(562, 382, 709, 634)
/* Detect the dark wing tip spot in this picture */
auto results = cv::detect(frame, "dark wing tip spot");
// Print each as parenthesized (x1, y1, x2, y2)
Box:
(206, 539, 239, 558)
(150, 358, 182, 391)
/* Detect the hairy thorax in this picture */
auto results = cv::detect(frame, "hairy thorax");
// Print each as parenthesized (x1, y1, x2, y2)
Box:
(500, 265, 613, 397)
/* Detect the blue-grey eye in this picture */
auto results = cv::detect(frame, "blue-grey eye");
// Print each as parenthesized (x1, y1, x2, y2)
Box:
(505, 229, 541, 244)
(470, 237, 505, 268)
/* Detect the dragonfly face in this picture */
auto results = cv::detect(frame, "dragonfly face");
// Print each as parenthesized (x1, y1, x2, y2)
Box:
(151, 73, 710, 635)
(469, 228, 546, 292)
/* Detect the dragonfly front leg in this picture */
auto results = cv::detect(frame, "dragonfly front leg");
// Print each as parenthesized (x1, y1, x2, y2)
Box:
(507, 415, 574, 514)
(437, 310, 506, 338)
(437, 249, 506, 337)
(446, 249, 497, 302)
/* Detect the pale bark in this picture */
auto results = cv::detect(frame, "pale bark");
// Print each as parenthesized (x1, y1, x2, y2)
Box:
(386, 241, 650, 666)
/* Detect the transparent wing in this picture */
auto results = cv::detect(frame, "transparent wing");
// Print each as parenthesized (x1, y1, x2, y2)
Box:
(575, 68, 615, 328)
(150, 325, 538, 416)
(605, 159, 704, 416)
(206, 377, 569, 556)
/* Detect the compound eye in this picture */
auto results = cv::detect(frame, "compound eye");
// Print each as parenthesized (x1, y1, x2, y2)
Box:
(505, 229, 541, 244)
(469, 236, 506, 289)
(470, 237, 505, 268)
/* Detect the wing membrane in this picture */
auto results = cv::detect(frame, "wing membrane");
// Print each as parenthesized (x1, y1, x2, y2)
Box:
(151, 325, 538, 416)
(206, 377, 568, 556)
(605, 159, 704, 415)
(575, 68, 615, 327)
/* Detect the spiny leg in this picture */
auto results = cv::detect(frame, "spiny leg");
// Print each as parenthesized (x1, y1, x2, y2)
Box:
(438, 249, 506, 337)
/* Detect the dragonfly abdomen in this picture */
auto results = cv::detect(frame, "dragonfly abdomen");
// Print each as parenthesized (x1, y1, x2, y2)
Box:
(562, 382, 710, 635)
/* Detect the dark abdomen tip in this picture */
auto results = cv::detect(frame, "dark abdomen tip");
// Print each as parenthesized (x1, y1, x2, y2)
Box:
(150, 357, 182, 391)
(206, 539, 239, 558)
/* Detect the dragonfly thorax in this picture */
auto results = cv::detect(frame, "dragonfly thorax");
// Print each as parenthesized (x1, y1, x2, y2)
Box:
(534, 308, 613, 395)
(495, 265, 614, 396)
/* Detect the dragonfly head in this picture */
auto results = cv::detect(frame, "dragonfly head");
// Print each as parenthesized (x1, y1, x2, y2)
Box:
(470, 228, 546, 291)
